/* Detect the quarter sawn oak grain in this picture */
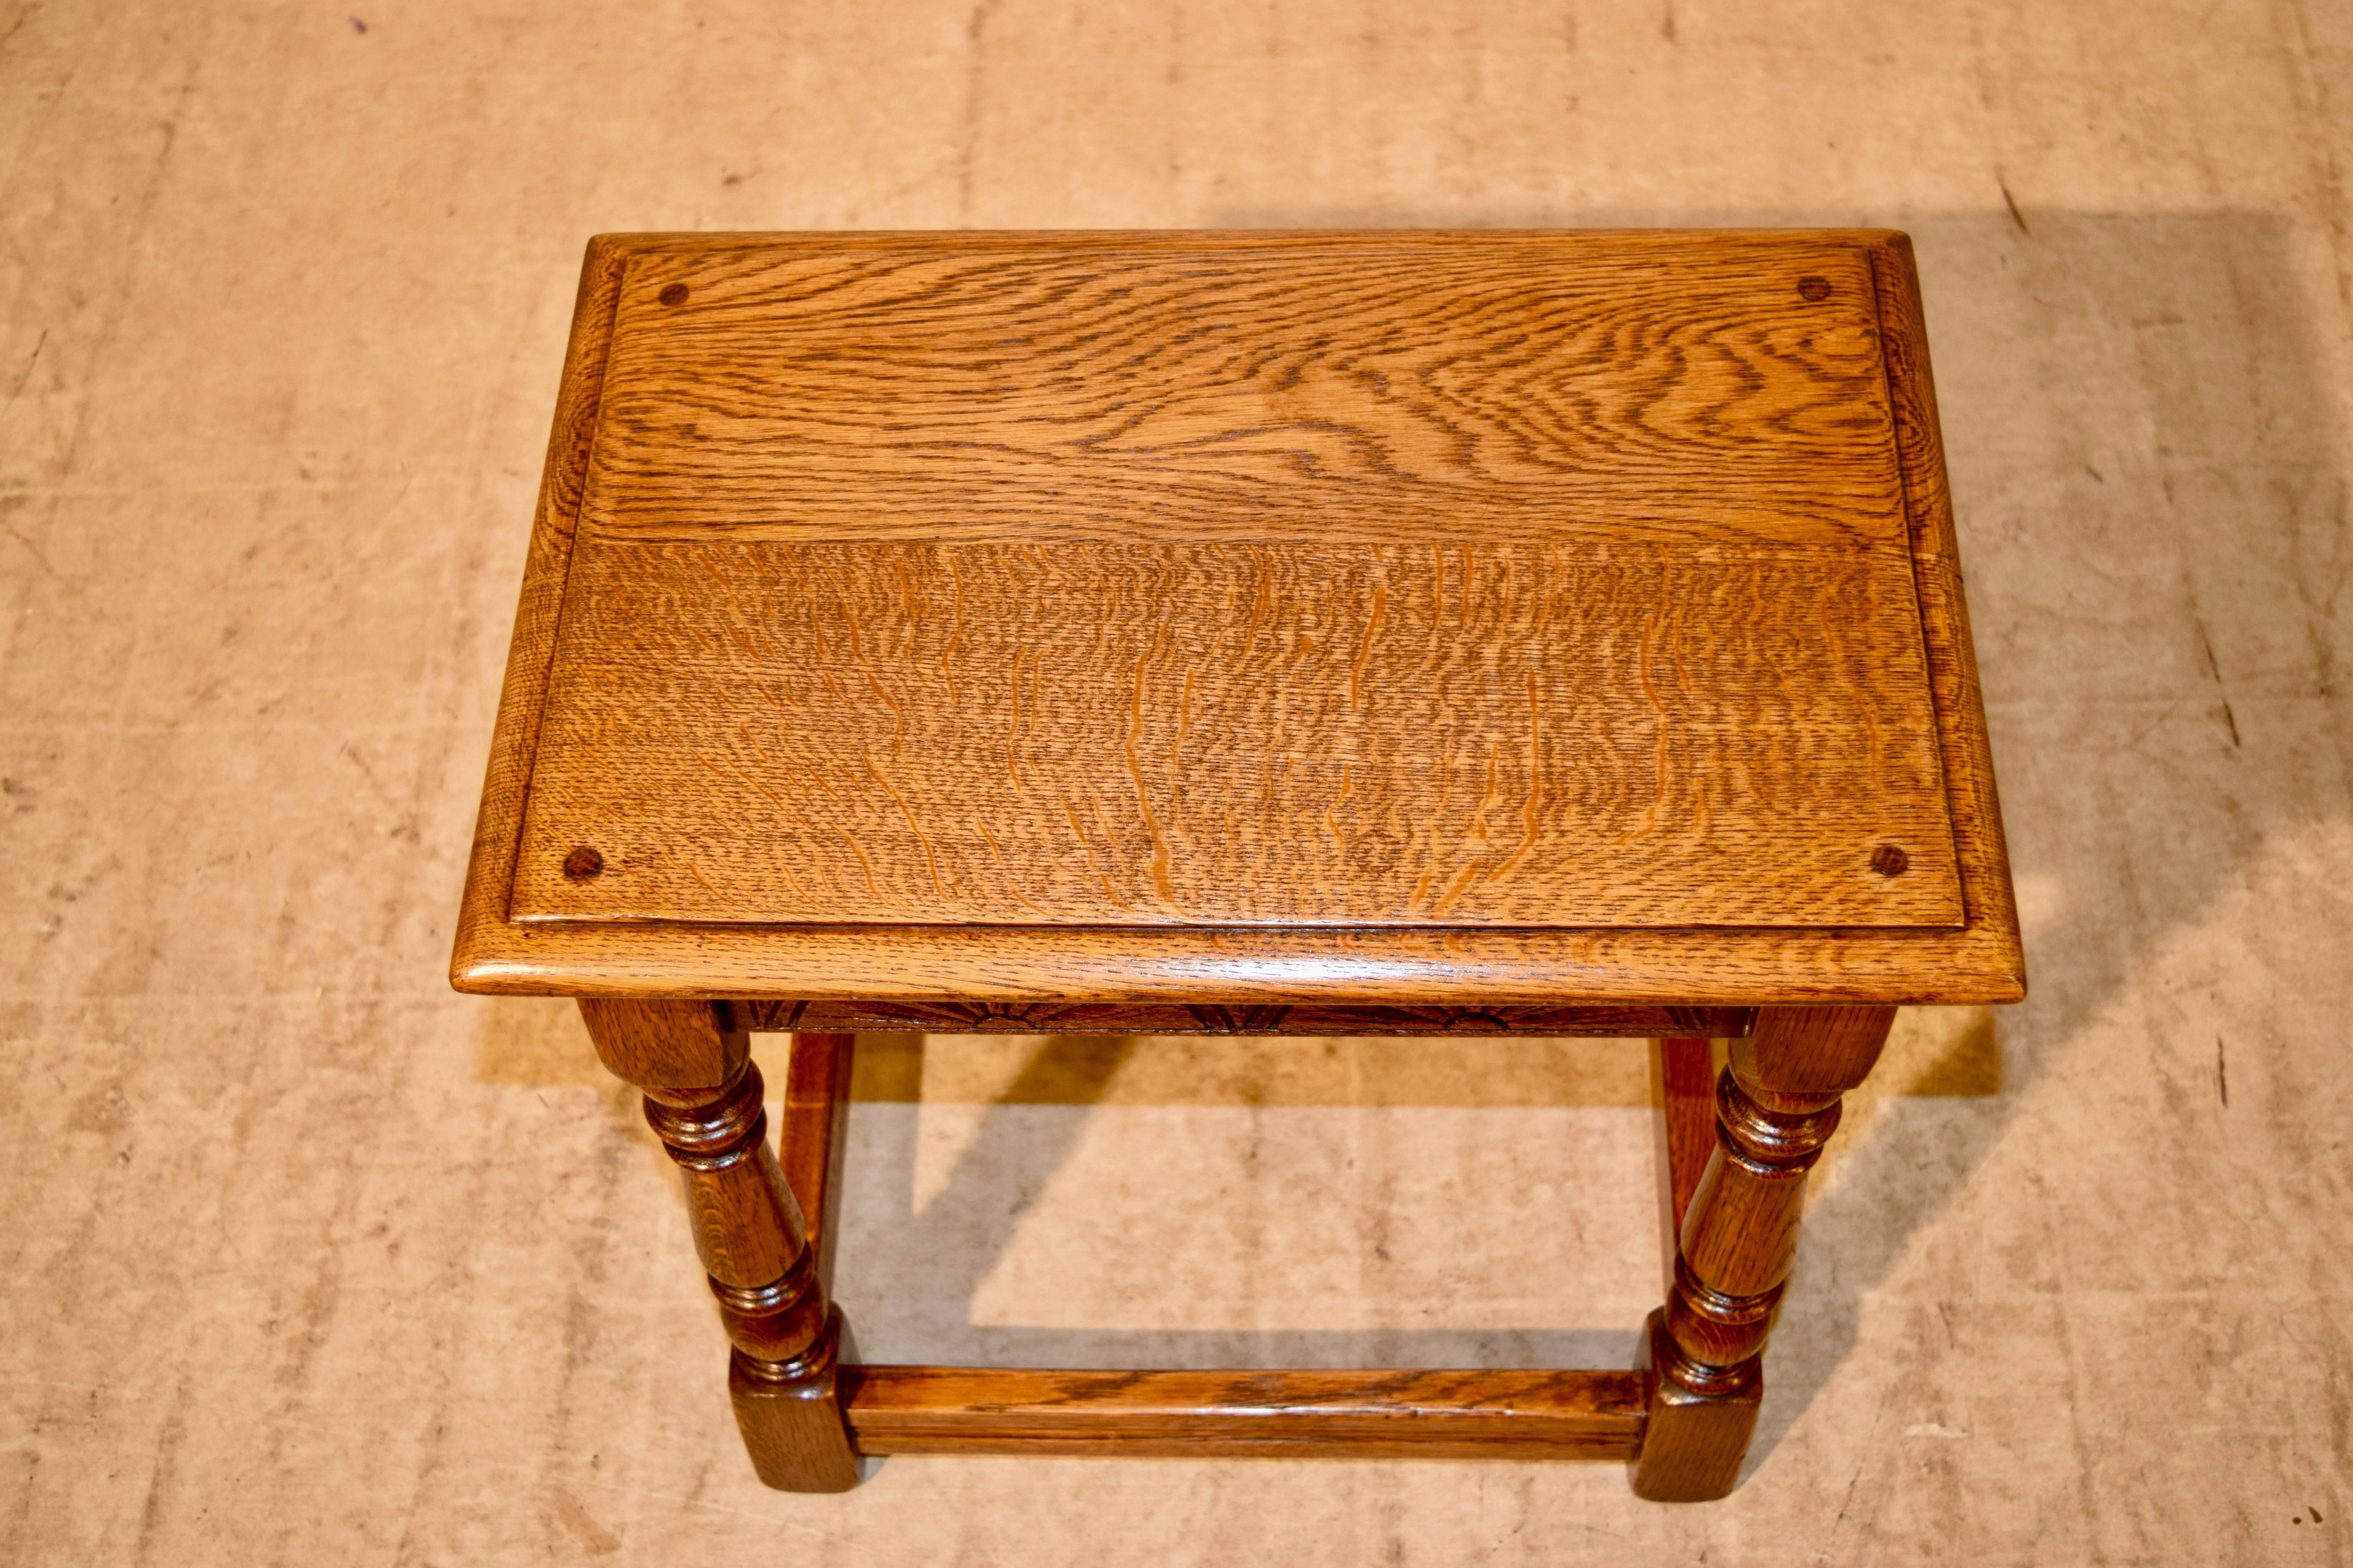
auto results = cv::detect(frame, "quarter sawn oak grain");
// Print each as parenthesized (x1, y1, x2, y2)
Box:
(516, 536, 1958, 927)
(519, 232, 1954, 930)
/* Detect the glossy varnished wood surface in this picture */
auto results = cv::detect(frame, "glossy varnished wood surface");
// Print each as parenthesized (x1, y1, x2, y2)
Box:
(840, 1366, 1649, 1460)
(452, 230, 2025, 1004)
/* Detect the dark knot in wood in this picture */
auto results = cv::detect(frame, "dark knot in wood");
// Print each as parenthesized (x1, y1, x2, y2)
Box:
(1870, 842, 1910, 877)
(657, 282, 690, 306)
(562, 845, 603, 879)
(1797, 274, 1833, 301)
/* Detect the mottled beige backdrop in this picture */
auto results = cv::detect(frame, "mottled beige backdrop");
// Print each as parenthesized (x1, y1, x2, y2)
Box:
(2, 2, 2348, 1564)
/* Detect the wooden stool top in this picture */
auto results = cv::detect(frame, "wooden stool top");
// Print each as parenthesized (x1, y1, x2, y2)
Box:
(452, 230, 2022, 1008)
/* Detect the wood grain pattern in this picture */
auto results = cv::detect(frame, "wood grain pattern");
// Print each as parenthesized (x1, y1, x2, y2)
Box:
(1736, 1002, 1903, 1102)
(516, 536, 1960, 927)
(585, 236, 1902, 551)
(840, 1366, 1648, 1460)
(745, 999, 1751, 1036)
(449, 229, 2026, 1004)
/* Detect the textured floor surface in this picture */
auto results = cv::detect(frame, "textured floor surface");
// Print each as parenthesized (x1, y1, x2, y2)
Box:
(3, 2, 2350, 1564)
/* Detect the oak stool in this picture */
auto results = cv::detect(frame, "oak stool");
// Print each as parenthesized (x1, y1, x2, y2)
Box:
(451, 229, 2023, 1501)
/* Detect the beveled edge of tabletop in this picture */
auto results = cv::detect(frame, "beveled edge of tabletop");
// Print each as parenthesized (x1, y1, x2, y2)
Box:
(448, 229, 2027, 1008)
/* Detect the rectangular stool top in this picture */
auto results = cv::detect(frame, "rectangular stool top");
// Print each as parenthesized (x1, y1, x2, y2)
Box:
(453, 230, 2023, 1005)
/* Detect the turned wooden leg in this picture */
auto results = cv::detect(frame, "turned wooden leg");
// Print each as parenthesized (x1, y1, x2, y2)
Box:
(577, 999, 860, 1492)
(1633, 1005, 1895, 1501)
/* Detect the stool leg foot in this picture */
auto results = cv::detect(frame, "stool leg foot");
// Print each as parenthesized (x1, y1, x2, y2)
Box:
(729, 1310, 860, 1492)
(1633, 1005, 1894, 1502)
(578, 1000, 863, 1491)
(1633, 1308, 1760, 1501)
